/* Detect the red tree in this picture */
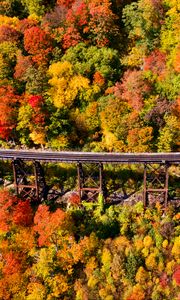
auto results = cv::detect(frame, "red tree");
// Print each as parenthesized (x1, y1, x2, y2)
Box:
(12, 199, 34, 226)
(0, 25, 20, 43)
(34, 205, 66, 246)
(28, 95, 44, 108)
(17, 18, 38, 33)
(3, 252, 21, 276)
(62, 0, 119, 48)
(0, 190, 17, 232)
(24, 26, 53, 64)
(0, 190, 34, 231)
(173, 266, 180, 286)
(144, 49, 167, 79)
(57, 0, 75, 8)
(114, 70, 151, 111)
(0, 85, 19, 140)
(14, 52, 33, 80)
(28, 95, 45, 125)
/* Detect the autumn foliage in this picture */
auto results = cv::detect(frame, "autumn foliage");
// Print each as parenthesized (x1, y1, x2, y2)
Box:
(34, 204, 66, 246)
(0, 190, 33, 231)
(0, 189, 179, 299)
(24, 26, 53, 64)
(0, 85, 19, 139)
(0, 0, 179, 150)
(0, 0, 179, 295)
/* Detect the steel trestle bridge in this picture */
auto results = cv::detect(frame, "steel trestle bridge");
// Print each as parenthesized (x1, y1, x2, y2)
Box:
(0, 149, 180, 206)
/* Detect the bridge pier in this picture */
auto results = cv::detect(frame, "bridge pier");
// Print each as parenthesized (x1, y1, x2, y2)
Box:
(143, 163, 169, 207)
(12, 159, 48, 201)
(77, 162, 104, 201)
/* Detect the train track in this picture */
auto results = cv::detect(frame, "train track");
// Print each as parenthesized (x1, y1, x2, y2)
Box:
(0, 149, 180, 163)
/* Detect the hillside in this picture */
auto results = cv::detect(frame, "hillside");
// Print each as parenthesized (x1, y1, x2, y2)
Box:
(0, 0, 179, 152)
(0, 189, 179, 299)
(0, 2, 179, 298)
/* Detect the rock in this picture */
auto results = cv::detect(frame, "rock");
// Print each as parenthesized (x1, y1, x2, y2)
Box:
(4, 184, 15, 190)
(61, 191, 79, 202)
(58, 191, 80, 208)
(4, 179, 13, 187)
(122, 192, 143, 206)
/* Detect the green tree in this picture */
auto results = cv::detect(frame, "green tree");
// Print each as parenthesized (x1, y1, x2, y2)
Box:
(62, 43, 121, 87)
(0, 41, 18, 80)
(20, 0, 56, 16)
(157, 115, 180, 152)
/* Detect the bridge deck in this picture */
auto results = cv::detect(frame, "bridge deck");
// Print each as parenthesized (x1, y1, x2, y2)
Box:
(0, 149, 179, 163)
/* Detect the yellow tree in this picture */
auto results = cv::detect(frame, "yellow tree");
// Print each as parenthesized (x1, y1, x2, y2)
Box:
(127, 127, 153, 152)
(48, 61, 89, 109)
(100, 97, 132, 151)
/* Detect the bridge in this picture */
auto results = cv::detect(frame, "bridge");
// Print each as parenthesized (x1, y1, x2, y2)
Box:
(0, 149, 180, 207)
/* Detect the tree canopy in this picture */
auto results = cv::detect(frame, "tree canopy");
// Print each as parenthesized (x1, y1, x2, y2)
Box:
(0, 0, 179, 151)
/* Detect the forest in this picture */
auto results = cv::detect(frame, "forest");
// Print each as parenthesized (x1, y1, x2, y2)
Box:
(0, 0, 180, 299)
(0, 0, 179, 152)
(0, 189, 179, 299)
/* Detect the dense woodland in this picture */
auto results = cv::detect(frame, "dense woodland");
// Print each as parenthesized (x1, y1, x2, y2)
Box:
(0, 1, 180, 299)
(0, 0, 179, 152)
(0, 189, 179, 299)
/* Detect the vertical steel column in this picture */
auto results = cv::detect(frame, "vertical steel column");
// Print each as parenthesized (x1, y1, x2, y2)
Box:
(77, 162, 82, 201)
(99, 163, 103, 194)
(34, 161, 48, 201)
(12, 160, 18, 195)
(34, 161, 39, 201)
(143, 163, 147, 207)
(164, 163, 169, 207)
(143, 162, 169, 207)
